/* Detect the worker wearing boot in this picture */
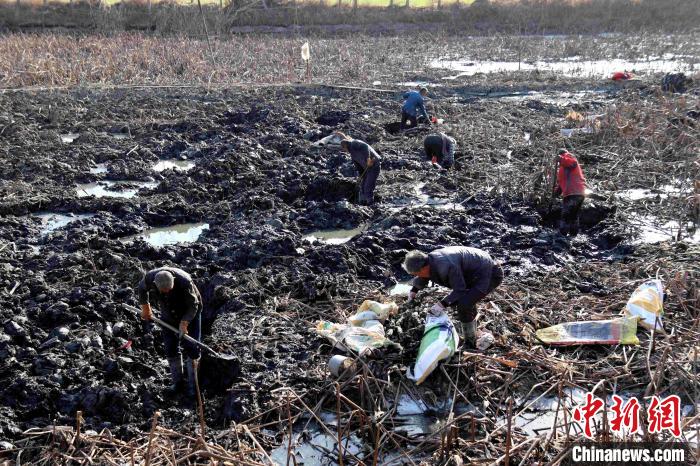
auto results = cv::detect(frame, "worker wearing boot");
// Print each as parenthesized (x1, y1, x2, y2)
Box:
(402, 247, 503, 348)
(337, 132, 382, 206)
(423, 132, 456, 169)
(553, 149, 586, 236)
(401, 87, 430, 130)
(137, 267, 203, 397)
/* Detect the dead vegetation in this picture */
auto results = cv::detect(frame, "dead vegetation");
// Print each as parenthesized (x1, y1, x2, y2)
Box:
(1, 0, 699, 35)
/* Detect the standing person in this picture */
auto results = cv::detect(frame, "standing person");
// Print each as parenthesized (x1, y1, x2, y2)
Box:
(137, 266, 203, 396)
(402, 247, 503, 348)
(337, 132, 382, 205)
(553, 149, 586, 236)
(401, 87, 430, 130)
(423, 132, 456, 169)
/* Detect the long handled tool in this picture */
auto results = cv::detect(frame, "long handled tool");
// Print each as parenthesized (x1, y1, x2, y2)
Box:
(126, 305, 235, 361)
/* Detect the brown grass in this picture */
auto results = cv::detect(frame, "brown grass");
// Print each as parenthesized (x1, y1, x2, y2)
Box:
(0, 0, 698, 35)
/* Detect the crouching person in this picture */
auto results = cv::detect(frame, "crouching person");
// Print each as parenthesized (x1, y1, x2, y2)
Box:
(138, 267, 203, 396)
(402, 247, 503, 347)
(337, 132, 382, 205)
(424, 132, 456, 169)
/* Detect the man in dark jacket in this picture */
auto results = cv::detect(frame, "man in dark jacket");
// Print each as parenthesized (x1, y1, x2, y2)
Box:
(402, 247, 503, 347)
(401, 88, 430, 130)
(424, 133, 456, 169)
(338, 133, 382, 205)
(138, 266, 203, 396)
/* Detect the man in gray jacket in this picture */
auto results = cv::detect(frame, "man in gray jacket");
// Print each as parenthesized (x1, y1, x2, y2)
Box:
(137, 266, 203, 396)
(402, 247, 503, 347)
(337, 133, 381, 205)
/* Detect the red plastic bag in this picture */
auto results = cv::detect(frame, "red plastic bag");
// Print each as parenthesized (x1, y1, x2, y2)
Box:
(611, 71, 632, 81)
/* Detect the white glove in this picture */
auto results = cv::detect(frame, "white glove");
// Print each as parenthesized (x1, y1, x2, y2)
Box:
(430, 302, 446, 316)
(407, 291, 417, 302)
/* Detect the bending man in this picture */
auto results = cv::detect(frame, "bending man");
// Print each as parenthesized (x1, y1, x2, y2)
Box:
(424, 132, 456, 169)
(553, 149, 586, 236)
(401, 87, 430, 130)
(338, 132, 382, 205)
(403, 246, 503, 347)
(138, 266, 203, 396)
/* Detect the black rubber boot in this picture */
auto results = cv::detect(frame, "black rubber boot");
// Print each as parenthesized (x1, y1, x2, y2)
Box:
(460, 321, 477, 349)
(184, 357, 198, 398)
(166, 356, 184, 394)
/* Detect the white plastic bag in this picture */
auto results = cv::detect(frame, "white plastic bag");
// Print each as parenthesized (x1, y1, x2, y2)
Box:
(348, 300, 398, 325)
(301, 42, 310, 61)
(315, 300, 399, 356)
(624, 279, 664, 330)
(407, 314, 459, 385)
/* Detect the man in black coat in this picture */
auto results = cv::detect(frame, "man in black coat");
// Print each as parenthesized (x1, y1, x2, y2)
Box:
(137, 266, 202, 395)
(403, 246, 503, 347)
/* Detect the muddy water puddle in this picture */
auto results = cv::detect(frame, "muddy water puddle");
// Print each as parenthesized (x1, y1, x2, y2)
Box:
(303, 224, 368, 245)
(33, 212, 95, 235)
(628, 214, 699, 244)
(76, 180, 158, 198)
(500, 90, 608, 105)
(89, 163, 109, 175)
(389, 281, 413, 296)
(432, 55, 699, 79)
(402, 183, 466, 211)
(120, 222, 209, 246)
(152, 159, 196, 172)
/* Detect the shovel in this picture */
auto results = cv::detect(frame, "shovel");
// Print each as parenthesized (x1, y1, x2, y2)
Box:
(126, 305, 236, 361)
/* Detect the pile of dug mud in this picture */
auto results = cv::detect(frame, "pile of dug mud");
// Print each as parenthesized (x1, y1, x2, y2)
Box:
(0, 80, 697, 463)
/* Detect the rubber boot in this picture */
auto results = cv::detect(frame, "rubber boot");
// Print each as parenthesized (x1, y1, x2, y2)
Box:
(184, 357, 198, 398)
(461, 321, 477, 349)
(570, 221, 580, 237)
(558, 220, 569, 236)
(166, 356, 184, 394)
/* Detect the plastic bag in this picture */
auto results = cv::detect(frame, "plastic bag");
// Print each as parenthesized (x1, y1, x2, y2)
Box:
(301, 42, 310, 61)
(315, 320, 390, 356)
(536, 316, 640, 346)
(624, 280, 663, 331)
(348, 300, 398, 325)
(407, 314, 459, 385)
(315, 300, 399, 356)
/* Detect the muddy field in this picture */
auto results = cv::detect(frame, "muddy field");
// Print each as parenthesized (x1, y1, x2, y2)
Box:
(0, 33, 698, 464)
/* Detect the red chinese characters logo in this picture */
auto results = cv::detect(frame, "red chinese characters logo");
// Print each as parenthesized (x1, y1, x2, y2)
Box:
(647, 395, 681, 437)
(573, 393, 604, 439)
(573, 393, 681, 438)
(610, 395, 640, 434)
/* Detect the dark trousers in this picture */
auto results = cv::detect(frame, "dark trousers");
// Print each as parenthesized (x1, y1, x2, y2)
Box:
(560, 195, 585, 236)
(359, 163, 380, 204)
(400, 111, 417, 130)
(456, 265, 504, 323)
(161, 310, 201, 359)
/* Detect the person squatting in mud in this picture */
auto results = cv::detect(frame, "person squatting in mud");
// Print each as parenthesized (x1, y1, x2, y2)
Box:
(423, 132, 456, 169)
(402, 246, 504, 348)
(401, 87, 431, 130)
(336, 132, 382, 205)
(138, 267, 203, 397)
(553, 149, 587, 236)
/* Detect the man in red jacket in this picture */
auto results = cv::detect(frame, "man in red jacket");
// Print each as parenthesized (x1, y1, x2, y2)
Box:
(554, 149, 586, 236)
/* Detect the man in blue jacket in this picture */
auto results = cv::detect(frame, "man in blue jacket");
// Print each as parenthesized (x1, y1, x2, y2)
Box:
(401, 87, 430, 130)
